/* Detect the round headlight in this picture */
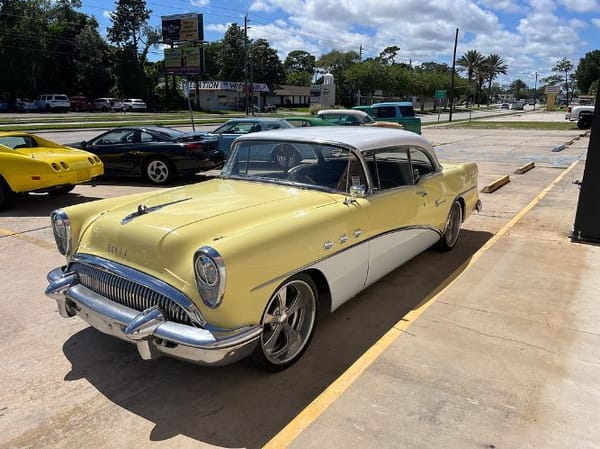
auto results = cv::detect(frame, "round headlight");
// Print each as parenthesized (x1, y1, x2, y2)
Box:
(193, 246, 226, 308)
(51, 210, 71, 255)
(196, 255, 219, 285)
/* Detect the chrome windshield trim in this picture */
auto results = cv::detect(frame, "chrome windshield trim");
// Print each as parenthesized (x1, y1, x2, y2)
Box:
(70, 253, 206, 326)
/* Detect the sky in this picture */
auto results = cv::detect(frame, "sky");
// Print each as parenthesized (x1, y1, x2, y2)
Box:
(81, 0, 600, 88)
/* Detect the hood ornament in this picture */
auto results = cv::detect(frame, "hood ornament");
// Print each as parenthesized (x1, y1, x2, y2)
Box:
(121, 198, 191, 225)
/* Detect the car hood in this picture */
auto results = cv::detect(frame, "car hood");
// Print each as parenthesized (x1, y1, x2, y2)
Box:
(76, 178, 339, 272)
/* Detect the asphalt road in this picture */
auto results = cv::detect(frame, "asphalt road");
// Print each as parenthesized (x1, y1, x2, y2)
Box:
(0, 117, 595, 449)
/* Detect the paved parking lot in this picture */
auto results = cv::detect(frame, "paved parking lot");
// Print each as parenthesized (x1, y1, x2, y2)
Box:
(0, 119, 598, 449)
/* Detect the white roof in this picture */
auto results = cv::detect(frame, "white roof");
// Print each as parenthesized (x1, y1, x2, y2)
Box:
(235, 125, 434, 154)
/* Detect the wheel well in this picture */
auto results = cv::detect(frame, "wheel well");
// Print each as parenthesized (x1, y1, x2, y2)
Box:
(303, 268, 332, 319)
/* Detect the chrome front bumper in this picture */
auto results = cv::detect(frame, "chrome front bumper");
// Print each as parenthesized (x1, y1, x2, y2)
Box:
(46, 267, 262, 366)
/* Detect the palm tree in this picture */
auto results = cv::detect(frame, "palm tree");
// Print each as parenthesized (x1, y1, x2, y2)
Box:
(457, 49, 484, 107)
(484, 54, 508, 105)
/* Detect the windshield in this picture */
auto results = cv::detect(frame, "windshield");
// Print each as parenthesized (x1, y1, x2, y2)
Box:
(221, 140, 366, 193)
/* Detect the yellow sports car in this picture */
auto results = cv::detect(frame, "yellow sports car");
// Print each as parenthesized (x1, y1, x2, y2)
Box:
(0, 132, 104, 209)
(46, 127, 480, 371)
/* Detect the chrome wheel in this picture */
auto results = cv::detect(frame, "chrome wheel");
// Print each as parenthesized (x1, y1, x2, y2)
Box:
(145, 158, 173, 184)
(438, 200, 462, 251)
(252, 274, 317, 371)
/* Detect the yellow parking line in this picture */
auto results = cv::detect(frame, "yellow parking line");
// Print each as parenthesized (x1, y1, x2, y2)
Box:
(264, 159, 580, 449)
(0, 226, 56, 251)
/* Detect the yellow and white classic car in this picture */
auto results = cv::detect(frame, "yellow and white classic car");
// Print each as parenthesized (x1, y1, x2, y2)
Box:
(46, 127, 480, 371)
(0, 131, 104, 209)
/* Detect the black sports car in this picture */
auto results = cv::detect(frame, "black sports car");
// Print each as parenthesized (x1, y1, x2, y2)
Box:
(69, 126, 223, 184)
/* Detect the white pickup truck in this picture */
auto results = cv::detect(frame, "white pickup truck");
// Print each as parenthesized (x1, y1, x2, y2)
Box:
(565, 104, 594, 129)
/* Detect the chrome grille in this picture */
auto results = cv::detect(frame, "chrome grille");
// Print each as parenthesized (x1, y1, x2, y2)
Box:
(71, 262, 193, 326)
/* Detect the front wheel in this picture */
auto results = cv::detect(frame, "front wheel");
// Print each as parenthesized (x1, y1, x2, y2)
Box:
(437, 200, 462, 251)
(144, 158, 174, 184)
(251, 273, 318, 371)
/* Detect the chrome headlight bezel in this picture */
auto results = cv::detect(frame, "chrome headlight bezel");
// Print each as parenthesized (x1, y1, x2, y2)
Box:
(193, 246, 226, 308)
(50, 209, 71, 256)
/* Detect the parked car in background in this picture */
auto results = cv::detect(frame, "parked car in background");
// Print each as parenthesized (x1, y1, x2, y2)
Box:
(500, 103, 510, 109)
(353, 102, 421, 134)
(511, 101, 525, 110)
(284, 116, 335, 127)
(35, 94, 70, 112)
(203, 117, 294, 158)
(0, 101, 8, 113)
(317, 109, 406, 130)
(0, 131, 103, 209)
(16, 99, 37, 112)
(70, 96, 94, 112)
(565, 103, 594, 129)
(92, 98, 124, 112)
(46, 126, 481, 371)
(122, 98, 147, 112)
(68, 126, 223, 184)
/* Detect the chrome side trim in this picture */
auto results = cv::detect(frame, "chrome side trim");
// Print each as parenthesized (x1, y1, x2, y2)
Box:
(251, 225, 442, 293)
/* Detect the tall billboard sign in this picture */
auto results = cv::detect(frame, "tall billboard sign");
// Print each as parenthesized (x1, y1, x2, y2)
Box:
(161, 13, 203, 43)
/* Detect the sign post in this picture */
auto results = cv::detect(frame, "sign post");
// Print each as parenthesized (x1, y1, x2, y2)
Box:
(435, 90, 447, 122)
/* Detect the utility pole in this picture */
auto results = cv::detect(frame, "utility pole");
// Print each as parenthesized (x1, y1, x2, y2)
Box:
(533, 71, 538, 110)
(448, 27, 459, 122)
(244, 13, 249, 115)
(357, 43, 362, 106)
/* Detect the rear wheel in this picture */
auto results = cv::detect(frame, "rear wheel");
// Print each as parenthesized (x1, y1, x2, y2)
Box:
(144, 157, 174, 184)
(251, 273, 318, 371)
(437, 200, 462, 251)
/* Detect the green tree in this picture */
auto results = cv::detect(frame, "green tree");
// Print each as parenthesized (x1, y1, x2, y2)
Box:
(574, 50, 600, 95)
(457, 49, 484, 107)
(217, 23, 247, 81)
(107, 0, 158, 98)
(552, 57, 574, 102)
(249, 38, 285, 87)
(483, 54, 507, 105)
(510, 79, 528, 99)
(317, 49, 360, 105)
(376, 46, 400, 65)
(284, 50, 315, 86)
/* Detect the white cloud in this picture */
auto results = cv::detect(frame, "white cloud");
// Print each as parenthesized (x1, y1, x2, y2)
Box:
(102, 10, 112, 20)
(560, 0, 600, 13)
(191, 0, 210, 6)
(208, 0, 592, 79)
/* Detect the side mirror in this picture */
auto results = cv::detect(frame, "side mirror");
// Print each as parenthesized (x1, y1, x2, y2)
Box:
(349, 184, 366, 198)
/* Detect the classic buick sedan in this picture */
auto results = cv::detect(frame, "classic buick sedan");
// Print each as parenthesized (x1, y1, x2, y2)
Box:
(46, 127, 480, 371)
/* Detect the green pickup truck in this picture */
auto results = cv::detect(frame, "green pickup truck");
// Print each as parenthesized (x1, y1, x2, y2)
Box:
(353, 102, 421, 134)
